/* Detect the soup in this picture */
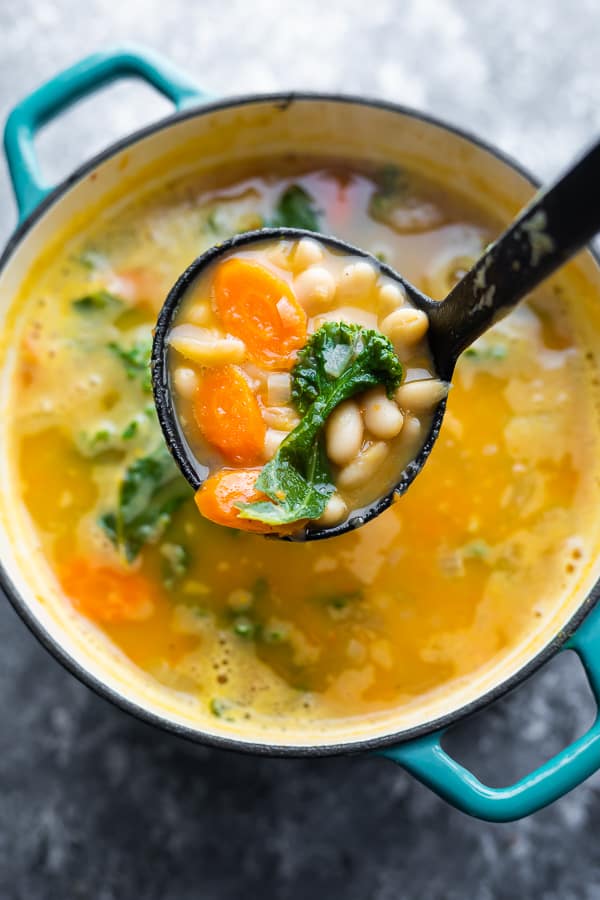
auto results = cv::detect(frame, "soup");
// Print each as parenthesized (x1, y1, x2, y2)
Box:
(167, 236, 446, 535)
(7, 156, 599, 734)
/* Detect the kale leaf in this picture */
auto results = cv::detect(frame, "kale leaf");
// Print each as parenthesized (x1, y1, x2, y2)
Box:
(108, 338, 153, 393)
(368, 164, 409, 222)
(237, 322, 403, 526)
(269, 185, 321, 231)
(99, 443, 192, 562)
(160, 542, 189, 589)
(72, 290, 122, 313)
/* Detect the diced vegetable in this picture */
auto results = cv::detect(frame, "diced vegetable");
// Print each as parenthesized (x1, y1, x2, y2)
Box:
(108, 339, 153, 393)
(76, 423, 122, 458)
(270, 185, 321, 231)
(319, 589, 363, 610)
(462, 539, 491, 560)
(99, 443, 192, 562)
(113, 267, 163, 309)
(72, 290, 122, 313)
(368, 165, 409, 221)
(463, 343, 508, 361)
(74, 248, 106, 271)
(213, 259, 307, 370)
(122, 420, 139, 440)
(237, 322, 403, 526)
(161, 542, 189, 589)
(232, 615, 256, 638)
(194, 365, 266, 465)
(209, 697, 236, 720)
(60, 557, 157, 623)
(369, 164, 443, 233)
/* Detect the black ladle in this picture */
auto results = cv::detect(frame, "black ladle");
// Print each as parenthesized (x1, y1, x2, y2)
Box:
(152, 138, 600, 541)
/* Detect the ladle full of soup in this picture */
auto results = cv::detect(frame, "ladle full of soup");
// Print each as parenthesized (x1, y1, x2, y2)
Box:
(154, 139, 600, 540)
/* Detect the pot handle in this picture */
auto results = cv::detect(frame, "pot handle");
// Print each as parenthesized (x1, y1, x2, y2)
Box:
(3, 45, 206, 221)
(380, 603, 600, 822)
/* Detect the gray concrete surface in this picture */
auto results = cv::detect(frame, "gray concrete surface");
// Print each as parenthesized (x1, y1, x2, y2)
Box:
(1, 1, 600, 897)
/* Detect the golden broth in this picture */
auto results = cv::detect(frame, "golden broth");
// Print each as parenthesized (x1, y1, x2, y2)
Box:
(7, 156, 600, 730)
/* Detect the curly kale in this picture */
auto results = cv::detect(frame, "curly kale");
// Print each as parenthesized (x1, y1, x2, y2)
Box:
(99, 443, 192, 562)
(237, 322, 403, 527)
(269, 185, 321, 231)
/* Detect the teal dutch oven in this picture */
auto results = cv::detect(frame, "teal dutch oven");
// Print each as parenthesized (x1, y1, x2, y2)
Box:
(2, 45, 600, 824)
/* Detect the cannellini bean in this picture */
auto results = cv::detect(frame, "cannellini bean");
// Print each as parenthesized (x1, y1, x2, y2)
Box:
(362, 386, 404, 439)
(311, 306, 378, 332)
(266, 241, 293, 268)
(293, 237, 324, 270)
(338, 261, 378, 301)
(326, 400, 364, 466)
(264, 428, 288, 459)
(169, 324, 246, 366)
(294, 266, 336, 308)
(337, 441, 389, 490)
(377, 281, 407, 317)
(173, 366, 199, 399)
(399, 415, 423, 451)
(316, 493, 348, 527)
(380, 307, 429, 345)
(185, 302, 212, 326)
(267, 373, 291, 405)
(395, 379, 449, 411)
(262, 405, 300, 430)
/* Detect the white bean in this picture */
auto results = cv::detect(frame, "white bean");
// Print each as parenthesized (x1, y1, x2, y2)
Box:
(267, 373, 291, 406)
(173, 366, 199, 399)
(185, 302, 212, 326)
(399, 415, 423, 452)
(377, 281, 407, 317)
(262, 406, 300, 430)
(362, 386, 404, 439)
(311, 306, 378, 332)
(264, 428, 288, 459)
(395, 379, 449, 411)
(294, 266, 336, 308)
(169, 325, 246, 366)
(337, 442, 389, 490)
(266, 241, 293, 269)
(316, 493, 348, 527)
(338, 261, 378, 301)
(293, 237, 324, 270)
(326, 400, 364, 466)
(380, 307, 429, 345)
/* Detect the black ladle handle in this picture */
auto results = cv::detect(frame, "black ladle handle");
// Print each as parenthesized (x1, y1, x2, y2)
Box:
(428, 138, 600, 373)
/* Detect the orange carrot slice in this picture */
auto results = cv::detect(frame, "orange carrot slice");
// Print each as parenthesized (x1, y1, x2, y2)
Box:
(196, 469, 276, 533)
(60, 557, 156, 623)
(196, 469, 304, 535)
(112, 267, 165, 312)
(213, 258, 307, 370)
(194, 365, 265, 465)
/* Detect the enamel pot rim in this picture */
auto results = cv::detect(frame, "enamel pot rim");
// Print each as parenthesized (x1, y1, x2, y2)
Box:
(2, 91, 599, 758)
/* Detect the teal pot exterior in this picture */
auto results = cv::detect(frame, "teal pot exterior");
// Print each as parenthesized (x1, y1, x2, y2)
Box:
(3, 45, 600, 823)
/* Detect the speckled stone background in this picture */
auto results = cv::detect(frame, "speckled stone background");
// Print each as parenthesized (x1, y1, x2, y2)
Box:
(1, 1, 600, 897)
